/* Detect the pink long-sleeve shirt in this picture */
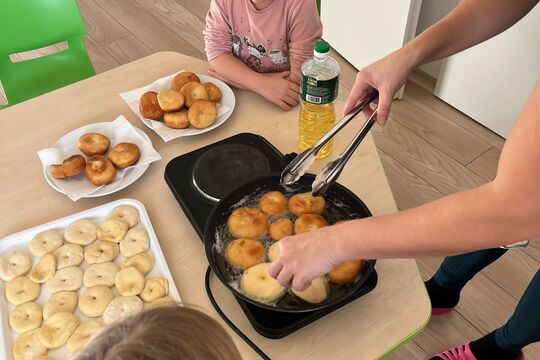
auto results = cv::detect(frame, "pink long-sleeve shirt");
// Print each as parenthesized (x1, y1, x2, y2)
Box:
(204, 0, 323, 83)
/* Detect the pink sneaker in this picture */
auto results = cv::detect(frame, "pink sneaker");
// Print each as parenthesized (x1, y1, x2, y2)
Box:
(432, 307, 454, 315)
(433, 342, 524, 360)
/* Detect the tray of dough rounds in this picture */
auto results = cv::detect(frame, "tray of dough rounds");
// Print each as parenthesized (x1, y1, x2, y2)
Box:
(0, 198, 181, 360)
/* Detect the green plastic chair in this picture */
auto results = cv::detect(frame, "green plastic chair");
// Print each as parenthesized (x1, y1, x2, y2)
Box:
(0, 0, 95, 109)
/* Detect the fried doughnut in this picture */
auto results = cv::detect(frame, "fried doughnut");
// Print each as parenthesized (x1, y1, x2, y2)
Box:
(97, 218, 129, 243)
(46, 266, 83, 293)
(29, 253, 57, 283)
(139, 91, 164, 120)
(50, 164, 66, 179)
(43, 291, 78, 320)
(53, 244, 83, 269)
(30, 229, 63, 257)
(67, 320, 103, 353)
(157, 90, 185, 112)
(268, 242, 280, 262)
(115, 267, 145, 296)
(288, 192, 326, 217)
(0, 250, 31, 282)
(6, 276, 40, 305)
(108, 142, 140, 169)
(107, 205, 139, 228)
(65, 219, 97, 246)
(12, 329, 47, 360)
(62, 155, 86, 177)
(121, 252, 154, 275)
(225, 239, 264, 269)
(83, 262, 119, 288)
(78, 286, 114, 317)
(102, 295, 143, 325)
(78, 133, 110, 156)
(140, 277, 169, 302)
(188, 100, 217, 129)
(240, 263, 286, 304)
(84, 241, 119, 264)
(120, 228, 150, 258)
(164, 109, 189, 129)
(259, 191, 288, 215)
(39, 311, 80, 349)
(292, 276, 330, 304)
(204, 82, 222, 102)
(294, 214, 328, 234)
(328, 260, 363, 285)
(181, 81, 209, 107)
(172, 71, 200, 91)
(85, 155, 117, 186)
(269, 218, 293, 241)
(9, 302, 42, 334)
(227, 207, 268, 239)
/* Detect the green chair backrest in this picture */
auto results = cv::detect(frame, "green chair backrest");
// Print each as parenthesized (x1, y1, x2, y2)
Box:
(0, 0, 96, 109)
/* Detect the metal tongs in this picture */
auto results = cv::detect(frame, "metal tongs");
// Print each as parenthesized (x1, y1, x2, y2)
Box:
(281, 92, 379, 196)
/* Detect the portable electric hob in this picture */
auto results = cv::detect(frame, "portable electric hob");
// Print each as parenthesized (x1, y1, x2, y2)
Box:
(164, 133, 378, 339)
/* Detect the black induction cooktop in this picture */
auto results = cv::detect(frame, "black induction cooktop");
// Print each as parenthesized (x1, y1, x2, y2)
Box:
(164, 133, 377, 338)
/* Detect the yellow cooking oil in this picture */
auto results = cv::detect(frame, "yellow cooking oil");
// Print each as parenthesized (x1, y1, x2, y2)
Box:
(298, 39, 340, 160)
(298, 102, 335, 159)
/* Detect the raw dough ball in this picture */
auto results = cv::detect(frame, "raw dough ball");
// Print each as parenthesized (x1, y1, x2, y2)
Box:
(29, 253, 57, 283)
(0, 250, 31, 282)
(140, 278, 169, 302)
(78, 286, 114, 317)
(268, 242, 280, 263)
(46, 266, 83, 293)
(84, 241, 119, 264)
(102, 296, 143, 325)
(64, 219, 98, 246)
(121, 252, 154, 275)
(83, 262, 119, 288)
(9, 302, 42, 334)
(97, 218, 129, 243)
(240, 263, 286, 304)
(115, 267, 145, 296)
(107, 205, 139, 228)
(38, 311, 80, 349)
(29, 229, 63, 257)
(67, 320, 103, 353)
(53, 243, 84, 269)
(12, 328, 47, 360)
(43, 291, 78, 320)
(292, 276, 330, 304)
(6, 276, 40, 305)
(119, 227, 149, 257)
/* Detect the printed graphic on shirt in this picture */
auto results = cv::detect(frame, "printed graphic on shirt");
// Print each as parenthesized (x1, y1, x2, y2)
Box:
(231, 35, 289, 73)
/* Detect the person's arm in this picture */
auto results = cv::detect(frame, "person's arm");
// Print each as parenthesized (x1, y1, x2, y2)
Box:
(287, 0, 323, 85)
(270, 79, 540, 290)
(343, 0, 540, 124)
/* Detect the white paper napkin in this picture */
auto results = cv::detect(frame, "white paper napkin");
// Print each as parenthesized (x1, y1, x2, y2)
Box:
(37, 116, 161, 201)
(119, 71, 233, 142)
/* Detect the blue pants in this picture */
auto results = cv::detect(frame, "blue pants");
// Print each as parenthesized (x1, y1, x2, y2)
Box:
(434, 248, 540, 352)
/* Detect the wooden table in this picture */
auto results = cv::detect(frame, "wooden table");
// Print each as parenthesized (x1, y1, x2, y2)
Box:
(0, 52, 430, 359)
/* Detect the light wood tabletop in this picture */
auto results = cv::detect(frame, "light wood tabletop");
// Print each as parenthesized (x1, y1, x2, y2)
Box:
(0, 52, 430, 360)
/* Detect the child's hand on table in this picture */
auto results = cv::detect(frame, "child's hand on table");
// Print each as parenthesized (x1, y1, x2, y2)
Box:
(257, 71, 300, 111)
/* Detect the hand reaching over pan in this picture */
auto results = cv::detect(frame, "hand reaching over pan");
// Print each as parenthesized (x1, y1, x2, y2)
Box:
(268, 228, 343, 292)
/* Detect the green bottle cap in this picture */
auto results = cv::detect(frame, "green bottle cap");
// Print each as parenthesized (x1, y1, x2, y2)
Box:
(314, 39, 330, 53)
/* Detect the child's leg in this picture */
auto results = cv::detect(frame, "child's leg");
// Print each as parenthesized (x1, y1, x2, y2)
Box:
(493, 270, 540, 351)
(426, 248, 507, 311)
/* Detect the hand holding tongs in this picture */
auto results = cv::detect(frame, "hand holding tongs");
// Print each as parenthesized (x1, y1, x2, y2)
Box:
(280, 92, 379, 195)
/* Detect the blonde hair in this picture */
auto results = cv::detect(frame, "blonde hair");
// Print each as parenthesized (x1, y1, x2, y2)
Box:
(75, 304, 242, 360)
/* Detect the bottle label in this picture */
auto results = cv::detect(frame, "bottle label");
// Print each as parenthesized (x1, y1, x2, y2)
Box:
(301, 75, 339, 104)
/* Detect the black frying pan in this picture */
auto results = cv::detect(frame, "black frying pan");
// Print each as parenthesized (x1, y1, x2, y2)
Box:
(204, 173, 375, 312)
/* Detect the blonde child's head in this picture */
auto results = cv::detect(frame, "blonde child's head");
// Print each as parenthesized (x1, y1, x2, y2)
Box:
(75, 304, 242, 360)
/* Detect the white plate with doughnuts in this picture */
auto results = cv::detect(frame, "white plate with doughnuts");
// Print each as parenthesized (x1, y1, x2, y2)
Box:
(119, 72, 236, 142)
(0, 199, 181, 360)
(39, 118, 161, 201)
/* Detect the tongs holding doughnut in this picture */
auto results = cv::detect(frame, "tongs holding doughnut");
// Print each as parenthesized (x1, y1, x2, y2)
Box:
(280, 92, 379, 195)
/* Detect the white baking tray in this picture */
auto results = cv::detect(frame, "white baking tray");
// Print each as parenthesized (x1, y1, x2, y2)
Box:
(0, 199, 181, 360)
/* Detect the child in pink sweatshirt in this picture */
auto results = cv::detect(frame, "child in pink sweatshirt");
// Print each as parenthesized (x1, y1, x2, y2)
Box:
(204, 0, 322, 110)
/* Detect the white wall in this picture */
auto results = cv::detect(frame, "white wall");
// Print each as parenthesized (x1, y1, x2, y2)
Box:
(415, 0, 460, 78)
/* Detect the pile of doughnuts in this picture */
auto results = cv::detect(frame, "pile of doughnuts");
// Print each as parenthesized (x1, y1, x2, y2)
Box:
(224, 191, 364, 305)
(139, 71, 221, 130)
(0, 205, 172, 359)
(49, 132, 141, 186)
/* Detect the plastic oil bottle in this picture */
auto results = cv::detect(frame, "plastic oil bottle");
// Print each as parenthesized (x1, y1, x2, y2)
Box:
(298, 39, 340, 159)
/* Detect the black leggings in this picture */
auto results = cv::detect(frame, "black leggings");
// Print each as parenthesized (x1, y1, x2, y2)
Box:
(434, 248, 540, 352)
